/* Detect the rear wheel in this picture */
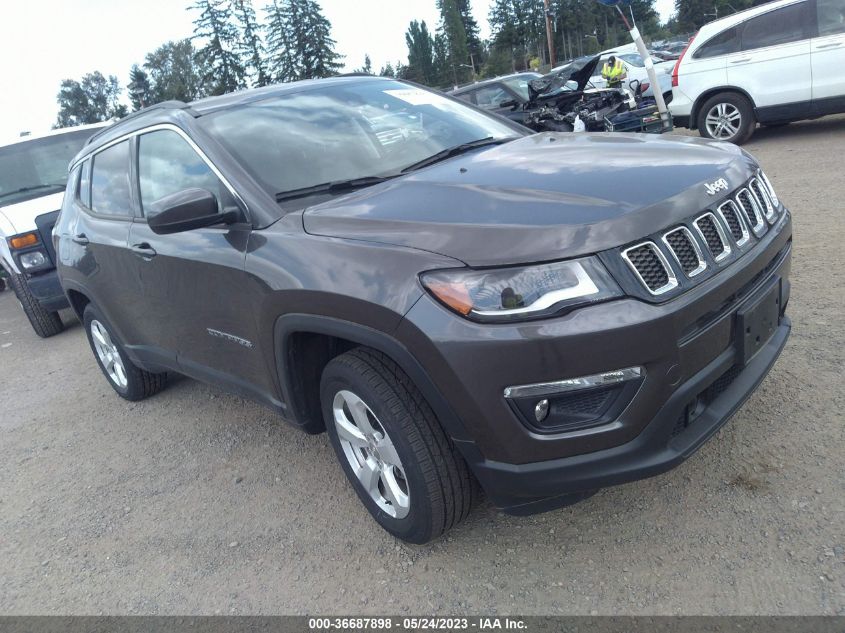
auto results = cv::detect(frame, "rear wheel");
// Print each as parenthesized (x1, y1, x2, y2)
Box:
(7, 271, 63, 338)
(321, 348, 478, 543)
(698, 92, 756, 144)
(83, 304, 167, 401)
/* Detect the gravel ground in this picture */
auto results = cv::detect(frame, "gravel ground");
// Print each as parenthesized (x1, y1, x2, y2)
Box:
(1, 117, 844, 615)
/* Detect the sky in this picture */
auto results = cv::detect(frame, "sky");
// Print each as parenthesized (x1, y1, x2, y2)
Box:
(0, 0, 675, 140)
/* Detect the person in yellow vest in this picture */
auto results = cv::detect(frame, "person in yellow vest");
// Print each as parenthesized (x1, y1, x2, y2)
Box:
(601, 56, 627, 89)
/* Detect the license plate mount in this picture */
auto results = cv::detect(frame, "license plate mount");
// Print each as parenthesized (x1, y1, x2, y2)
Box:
(736, 278, 781, 366)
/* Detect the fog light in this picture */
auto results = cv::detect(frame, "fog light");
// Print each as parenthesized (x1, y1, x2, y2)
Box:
(20, 251, 47, 270)
(534, 399, 550, 422)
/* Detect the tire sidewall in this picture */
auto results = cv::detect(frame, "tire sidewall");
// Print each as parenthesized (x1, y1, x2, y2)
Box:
(83, 304, 139, 400)
(699, 93, 755, 144)
(321, 364, 435, 544)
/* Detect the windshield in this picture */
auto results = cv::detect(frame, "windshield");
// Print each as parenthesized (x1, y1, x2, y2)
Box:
(500, 74, 541, 101)
(0, 130, 94, 206)
(198, 79, 520, 203)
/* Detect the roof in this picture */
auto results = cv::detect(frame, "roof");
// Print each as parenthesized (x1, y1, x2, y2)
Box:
(1, 122, 108, 149)
(79, 75, 399, 156)
(449, 72, 542, 95)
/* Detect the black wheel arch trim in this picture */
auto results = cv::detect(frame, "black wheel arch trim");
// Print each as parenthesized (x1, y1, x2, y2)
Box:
(273, 313, 479, 450)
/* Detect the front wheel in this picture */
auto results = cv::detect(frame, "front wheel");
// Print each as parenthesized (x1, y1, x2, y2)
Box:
(7, 271, 63, 338)
(698, 92, 756, 144)
(321, 348, 478, 543)
(83, 304, 167, 401)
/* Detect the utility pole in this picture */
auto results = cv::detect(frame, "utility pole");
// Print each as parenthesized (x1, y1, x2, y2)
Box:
(543, 0, 556, 68)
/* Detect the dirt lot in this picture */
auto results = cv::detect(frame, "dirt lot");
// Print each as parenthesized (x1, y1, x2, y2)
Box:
(1, 117, 844, 615)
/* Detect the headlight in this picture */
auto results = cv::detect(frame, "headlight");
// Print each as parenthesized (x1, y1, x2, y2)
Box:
(20, 250, 49, 270)
(421, 257, 622, 322)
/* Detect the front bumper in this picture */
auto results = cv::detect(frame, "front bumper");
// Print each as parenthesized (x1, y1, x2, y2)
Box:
(397, 212, 792, 513)
(25, 269, 69, 311)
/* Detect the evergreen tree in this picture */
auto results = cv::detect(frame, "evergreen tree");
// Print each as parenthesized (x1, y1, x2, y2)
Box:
(189, 0, 246, 94)
(144, 39, 210, 103)
(355, 54, 373, 74)
(296, 0, 344, 78)
(264, 0, 298, 82)
(404, 20, 436, 85)
(379, 62, 395, 77)
(437, 0, 472, 84)
(128, 65, 152, 111)
(56, 72, 124, 128)
(455, 0, 484, 71)
(232, 0, 270, 86)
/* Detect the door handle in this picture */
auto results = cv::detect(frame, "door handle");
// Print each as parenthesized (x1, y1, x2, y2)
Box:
(816, 42, 842, 49)
(730, 57, 752, 63)
(71, 233, 89, 245)
(130, 243, 157, 258)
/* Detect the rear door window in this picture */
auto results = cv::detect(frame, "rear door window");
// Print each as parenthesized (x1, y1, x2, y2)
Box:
(694, 26, 741, 58)
(90, 141, 132, 217)
(740, 1, 811, 51)
(817, 0, 845, 35)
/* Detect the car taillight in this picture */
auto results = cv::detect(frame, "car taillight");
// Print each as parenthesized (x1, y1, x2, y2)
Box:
(671, 34, 696, 88)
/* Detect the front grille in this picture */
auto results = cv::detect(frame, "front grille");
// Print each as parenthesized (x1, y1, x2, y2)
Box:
(737, 188, 766, 236)
(749, 178, 775, 223)
(622, 242, 677, 294)
(663, 227, 705, 277)
(694, 213, 730, 262)
(717, 200, 749, 246)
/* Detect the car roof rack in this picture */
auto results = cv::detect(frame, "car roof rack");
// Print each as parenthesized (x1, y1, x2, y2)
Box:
(85, 100, 199, 145)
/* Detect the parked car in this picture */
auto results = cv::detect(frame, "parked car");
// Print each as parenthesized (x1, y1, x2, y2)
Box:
(56, 76, 792, 543)
(588, 53, 676, 101)
(0, 123, 107, 336)
(670, 0, 845, 143)
(448, 72, 542, 122)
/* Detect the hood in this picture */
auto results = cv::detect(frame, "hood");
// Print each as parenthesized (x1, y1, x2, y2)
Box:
(0, 191, 64, 234)
(529, 56, 601, 101)
(303, 133, 758, 267)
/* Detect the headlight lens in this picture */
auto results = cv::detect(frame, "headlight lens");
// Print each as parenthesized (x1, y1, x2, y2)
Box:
(421, 256, 622, 322)
(19, 250, 49, 271)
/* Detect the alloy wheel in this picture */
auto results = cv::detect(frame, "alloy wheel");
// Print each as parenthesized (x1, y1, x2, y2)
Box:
(332, 389, 410, 519)
(90, 319, 128, 389)
(705, 102, 742, 140)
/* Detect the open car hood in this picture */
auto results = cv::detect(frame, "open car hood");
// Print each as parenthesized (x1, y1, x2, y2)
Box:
(528, 55, 601, 101)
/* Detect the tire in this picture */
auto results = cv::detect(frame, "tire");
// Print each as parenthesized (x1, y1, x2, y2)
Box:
(321, 347, 478, 543)
(697, 92, 756, 144)
(7, 271, 64, 338)
(82, 304, 166, 401)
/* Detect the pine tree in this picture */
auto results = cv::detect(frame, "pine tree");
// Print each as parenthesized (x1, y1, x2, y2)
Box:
(128, 65, 152, 111)
(437, 0, 472, 84)
(455, 0, 484, 71)
(189, 0, 246, 95)
(379, 62, 395, 77)
(296, 0, 343, 79)
(355, 54, 373, 74)
(232, 0, 270, 86)
(264, 0, 298, 82)
(404, 20, 436, 85)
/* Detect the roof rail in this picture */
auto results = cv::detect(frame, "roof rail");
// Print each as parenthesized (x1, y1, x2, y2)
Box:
(85, 100, 198, 145)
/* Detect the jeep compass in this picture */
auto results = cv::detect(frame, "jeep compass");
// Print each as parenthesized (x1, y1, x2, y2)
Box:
(55, 77, 792, 543)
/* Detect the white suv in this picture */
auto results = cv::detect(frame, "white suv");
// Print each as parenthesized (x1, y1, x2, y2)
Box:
(1, 124, 105, 336)
(670, 0, 845, 144)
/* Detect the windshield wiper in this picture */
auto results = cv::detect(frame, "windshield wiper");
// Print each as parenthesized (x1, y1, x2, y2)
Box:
(0, 183, 65, 199)
(275, 175, 399, 203)
(400, 137, 515, 173)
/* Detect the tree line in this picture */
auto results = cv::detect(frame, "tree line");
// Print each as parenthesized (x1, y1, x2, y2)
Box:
(56, 0, 342, 127)
(55, 0, 782, 126)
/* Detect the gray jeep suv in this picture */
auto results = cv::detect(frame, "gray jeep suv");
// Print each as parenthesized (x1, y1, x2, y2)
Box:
(55, 77, 792, 543)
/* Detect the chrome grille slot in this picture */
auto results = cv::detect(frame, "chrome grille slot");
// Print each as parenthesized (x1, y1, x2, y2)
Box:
(621, 242, 678, 295)
(717, 200, 750, 247)
(736, 188, 766, 237)
(749, 177, 776, 224)
(662, 227, 706, 277)
(694, 212, 731, 263)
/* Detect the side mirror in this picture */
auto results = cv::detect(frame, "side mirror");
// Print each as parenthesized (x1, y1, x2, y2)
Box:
(499, 98, 519, 110)
(147, 188, 239, 235)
